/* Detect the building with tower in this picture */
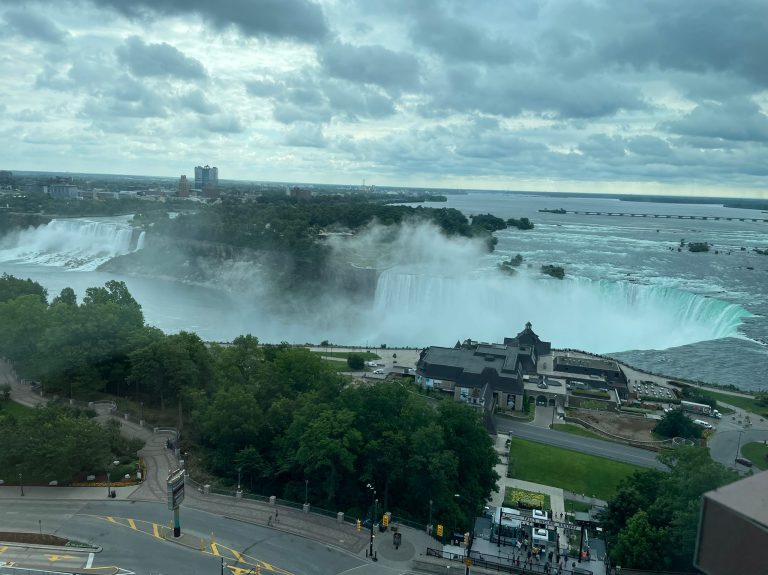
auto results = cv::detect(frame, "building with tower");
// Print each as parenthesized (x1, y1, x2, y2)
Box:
(178, 175, 189, 197)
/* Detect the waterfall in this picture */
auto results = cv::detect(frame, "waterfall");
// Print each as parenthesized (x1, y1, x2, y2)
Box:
(371, 268, 751, 353)
(0, 217, 146, 271)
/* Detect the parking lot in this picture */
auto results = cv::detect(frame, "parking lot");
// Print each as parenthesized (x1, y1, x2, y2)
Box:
(632, 380, 675, 401)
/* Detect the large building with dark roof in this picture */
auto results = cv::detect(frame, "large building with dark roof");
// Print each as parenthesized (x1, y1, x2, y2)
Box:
(417, 323, 550, 412)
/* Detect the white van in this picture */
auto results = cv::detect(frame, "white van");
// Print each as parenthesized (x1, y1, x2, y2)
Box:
(694, 419, 713, 429)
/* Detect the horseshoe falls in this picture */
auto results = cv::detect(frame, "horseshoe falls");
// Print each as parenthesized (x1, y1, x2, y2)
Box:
(371, 268, 751, 353)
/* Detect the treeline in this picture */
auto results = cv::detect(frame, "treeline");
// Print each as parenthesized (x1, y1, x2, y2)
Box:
(0, 404, 142, 484)
(0, 274, 498, 526)
(1, 191, 174, 217)
(601, 448, 737, 570)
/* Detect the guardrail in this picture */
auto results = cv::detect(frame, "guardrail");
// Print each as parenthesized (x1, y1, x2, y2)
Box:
(425, 547, 594, 574)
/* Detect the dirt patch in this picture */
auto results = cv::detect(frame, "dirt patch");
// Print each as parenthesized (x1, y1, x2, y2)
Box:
(0, 532, 68, 546)
(571, 409, 656, 441)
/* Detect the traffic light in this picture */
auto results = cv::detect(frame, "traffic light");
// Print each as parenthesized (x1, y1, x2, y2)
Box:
(436, 524, 444, 537)
(382, 514, 389, 527)
(356, 519, 361, 531)
(464, 532, 470, 546)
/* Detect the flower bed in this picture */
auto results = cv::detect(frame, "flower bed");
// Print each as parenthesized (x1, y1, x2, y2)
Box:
(504, 487, 548, 510)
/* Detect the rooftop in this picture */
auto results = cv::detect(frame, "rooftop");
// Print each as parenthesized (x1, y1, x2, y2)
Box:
(705, 469, 768, 528)
(554, 355, 621, 372)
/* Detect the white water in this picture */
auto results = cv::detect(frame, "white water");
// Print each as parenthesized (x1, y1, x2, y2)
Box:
(0, 217, 145, 271)
(370, 267, 751, 353)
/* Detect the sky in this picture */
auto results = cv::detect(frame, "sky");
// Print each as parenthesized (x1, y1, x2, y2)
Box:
(1, 0, 767, 198)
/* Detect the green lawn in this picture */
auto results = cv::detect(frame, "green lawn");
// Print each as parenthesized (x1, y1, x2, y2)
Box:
(741, 442, 768, 470)
(696, 389, 768, 418)
(311, 351, 381, 361)
(564, 499, 593, 514)
(552, 423, 605, 440)
(507, 438, 646, 501)
(0, 400, 35, 419)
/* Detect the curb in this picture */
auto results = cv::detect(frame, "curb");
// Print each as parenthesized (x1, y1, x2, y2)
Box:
(0, 541, 102, 553)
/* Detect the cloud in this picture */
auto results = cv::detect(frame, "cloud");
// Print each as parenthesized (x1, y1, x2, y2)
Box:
(409, 11, 520, 65)
(318, 41, 421, 92)
(178, 89, 219, 115)
(200, 114, 244, 134)
(663, 98, 768, 142)
(284, 123, 326, 147)
(89, 0, 328, 42)
(2, 9, 68, 44)
(116, 36, 207, 79)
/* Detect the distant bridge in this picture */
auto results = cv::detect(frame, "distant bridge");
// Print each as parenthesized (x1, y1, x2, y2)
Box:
(545, 210, 768, 223)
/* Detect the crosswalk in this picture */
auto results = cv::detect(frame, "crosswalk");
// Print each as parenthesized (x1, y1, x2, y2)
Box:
(81, 515, 293, 575)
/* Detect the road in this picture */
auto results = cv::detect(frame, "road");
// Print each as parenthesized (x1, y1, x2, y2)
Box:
(494, 417, 667, 470)
(0, 500, 367, 575)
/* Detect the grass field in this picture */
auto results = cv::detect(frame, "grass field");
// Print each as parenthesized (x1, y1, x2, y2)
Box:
(0, 400, 35, 419)
(564, 499, 593, 514)
(741, 442, 768, 470)
(696, 389, 768, 418)
(552, 423, 605, 440)
(507, 438, 646, 501)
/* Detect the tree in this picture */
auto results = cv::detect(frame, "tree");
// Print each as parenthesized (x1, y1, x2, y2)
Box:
(653, 410, 702, 440)
(0, 273, 47, 304)
(51, 287, 77, 306)
(602, 448, 738, 570)
(347, 353, 365, 370)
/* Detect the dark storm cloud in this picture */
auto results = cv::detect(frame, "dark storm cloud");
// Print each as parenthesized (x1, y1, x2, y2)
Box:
(248, 73, 396, 123)
(2, 8, 68, 44)
(585, 1, 768, 88)
(409, 11, 520, 65)
(318, 41, 420, 92)
(663, 99, 768, 143)
(116, 36, 207, 80)
(431, 65, 645, 119)
(89, 0, 327, 42)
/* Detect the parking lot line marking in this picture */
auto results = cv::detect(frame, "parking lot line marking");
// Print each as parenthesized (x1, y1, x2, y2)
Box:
(106, 516, 116, 524)
(210, 543, 220, 557)
(86, 553, 94, 569)
(127, 519, 137, 531)
(152, 523, 161, 539)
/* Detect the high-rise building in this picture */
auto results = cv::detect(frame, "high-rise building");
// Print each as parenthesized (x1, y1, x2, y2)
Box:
(178, 175, 189, 197)
(194, 165, 218, 190)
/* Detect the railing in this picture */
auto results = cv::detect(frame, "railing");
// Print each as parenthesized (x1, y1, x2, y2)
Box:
(426, 547, 594, 574)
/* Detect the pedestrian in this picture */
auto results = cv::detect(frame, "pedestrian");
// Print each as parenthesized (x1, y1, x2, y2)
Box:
(275, 508, 279, 523)
(268, 515, 272, 526)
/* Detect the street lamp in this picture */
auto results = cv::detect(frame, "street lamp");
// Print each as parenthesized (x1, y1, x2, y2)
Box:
(736, 430, 744, 460)
(305, 479, 309, 505)
(106, 472, 111, 497)
(19, 473, 23, 497)
(428, 499, 433, 534)
(366, 483, 377, 560)
(237, 467, 242, 492)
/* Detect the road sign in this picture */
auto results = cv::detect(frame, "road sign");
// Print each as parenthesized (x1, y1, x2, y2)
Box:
(167, 468, 185, 510)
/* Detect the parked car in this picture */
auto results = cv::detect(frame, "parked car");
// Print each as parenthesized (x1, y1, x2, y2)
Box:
(373, 369, 384, 374)
(735, 457, 753, 467)
(693, 419, 713, 429)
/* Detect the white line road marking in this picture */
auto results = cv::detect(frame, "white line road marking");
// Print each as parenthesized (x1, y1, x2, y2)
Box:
(86, 553, 94, 568)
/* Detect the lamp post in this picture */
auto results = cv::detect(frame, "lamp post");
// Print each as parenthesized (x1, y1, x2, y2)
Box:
(106, 472, 110, 497)
(305, 479, 309, 505)
(237, 467, 242, 492)
(736, 430, 744, 460)
(19, 473, 23, 497)
(428, 499, 433, 534)
(367, 483, 376, 560)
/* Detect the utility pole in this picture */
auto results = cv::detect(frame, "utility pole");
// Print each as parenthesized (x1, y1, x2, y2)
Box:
(19, 473, 23, 497)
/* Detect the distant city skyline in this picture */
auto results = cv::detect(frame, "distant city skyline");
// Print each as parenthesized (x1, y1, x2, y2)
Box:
(1, 1, 767, 199)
